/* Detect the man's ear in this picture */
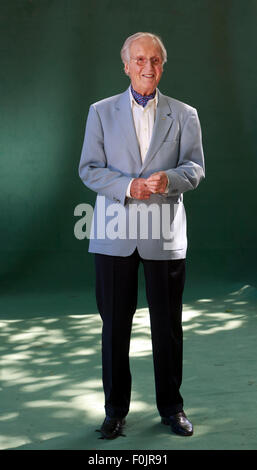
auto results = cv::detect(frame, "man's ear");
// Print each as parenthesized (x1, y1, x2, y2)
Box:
(124, 62, 130, 76)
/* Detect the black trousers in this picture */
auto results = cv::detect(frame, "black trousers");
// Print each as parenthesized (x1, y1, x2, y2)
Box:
(94, 248, 186, 419)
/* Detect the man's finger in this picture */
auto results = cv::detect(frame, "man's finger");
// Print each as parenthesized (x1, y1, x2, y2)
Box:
(147, 175, 162, 181)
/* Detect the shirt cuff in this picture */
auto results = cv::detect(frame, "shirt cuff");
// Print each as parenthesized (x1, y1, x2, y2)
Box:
(163, 173, 169, 194)
(126, 179, 134, 198)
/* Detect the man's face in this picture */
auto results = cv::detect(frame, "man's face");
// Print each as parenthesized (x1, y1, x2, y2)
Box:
(124, 37, 163, 95)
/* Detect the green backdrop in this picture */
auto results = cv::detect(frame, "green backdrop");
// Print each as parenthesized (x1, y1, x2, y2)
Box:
(0, 0, 256, 314)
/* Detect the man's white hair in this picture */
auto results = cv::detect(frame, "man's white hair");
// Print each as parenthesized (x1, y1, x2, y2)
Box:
(120, 32, 167, 65)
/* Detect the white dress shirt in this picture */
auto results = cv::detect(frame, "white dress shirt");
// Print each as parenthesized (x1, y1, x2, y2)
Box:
(126, 88, 168, 197)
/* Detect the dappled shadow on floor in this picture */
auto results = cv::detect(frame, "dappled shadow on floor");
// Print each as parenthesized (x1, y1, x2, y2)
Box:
(0, 284, 256, 450)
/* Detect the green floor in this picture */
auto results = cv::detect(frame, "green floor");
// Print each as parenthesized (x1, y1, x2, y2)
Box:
(0, 281, 256, 450)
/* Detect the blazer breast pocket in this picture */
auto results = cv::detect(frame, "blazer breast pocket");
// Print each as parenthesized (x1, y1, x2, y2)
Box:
(162, 139, 179, 144)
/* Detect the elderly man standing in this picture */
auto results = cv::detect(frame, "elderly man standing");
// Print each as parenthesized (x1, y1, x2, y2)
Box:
(79, 32, 205, 439)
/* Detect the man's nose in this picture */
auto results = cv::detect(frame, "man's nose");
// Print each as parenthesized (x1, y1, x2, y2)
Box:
(144, 59, 155, 71)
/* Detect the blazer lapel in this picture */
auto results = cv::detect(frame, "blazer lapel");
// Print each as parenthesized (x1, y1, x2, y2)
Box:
(114, 88, 142, 167)
(141, 91, 174, 172)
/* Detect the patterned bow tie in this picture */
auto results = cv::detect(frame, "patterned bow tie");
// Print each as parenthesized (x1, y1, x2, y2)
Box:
(131, 85, 156, 107)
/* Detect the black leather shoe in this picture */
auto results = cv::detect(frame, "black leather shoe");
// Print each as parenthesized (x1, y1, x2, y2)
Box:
(96, 416, 126, 439)
(162, 411, 193, 436)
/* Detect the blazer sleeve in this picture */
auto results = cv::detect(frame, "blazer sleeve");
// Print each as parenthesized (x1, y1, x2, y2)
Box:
(79, 104, 131, 205)
(165, 108, 205, 196)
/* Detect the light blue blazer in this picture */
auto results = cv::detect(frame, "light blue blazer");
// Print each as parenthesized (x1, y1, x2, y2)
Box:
(79, 87, 205, 259)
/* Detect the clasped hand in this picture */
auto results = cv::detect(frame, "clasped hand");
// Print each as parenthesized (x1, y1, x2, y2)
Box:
(130, 171, 168, 200)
